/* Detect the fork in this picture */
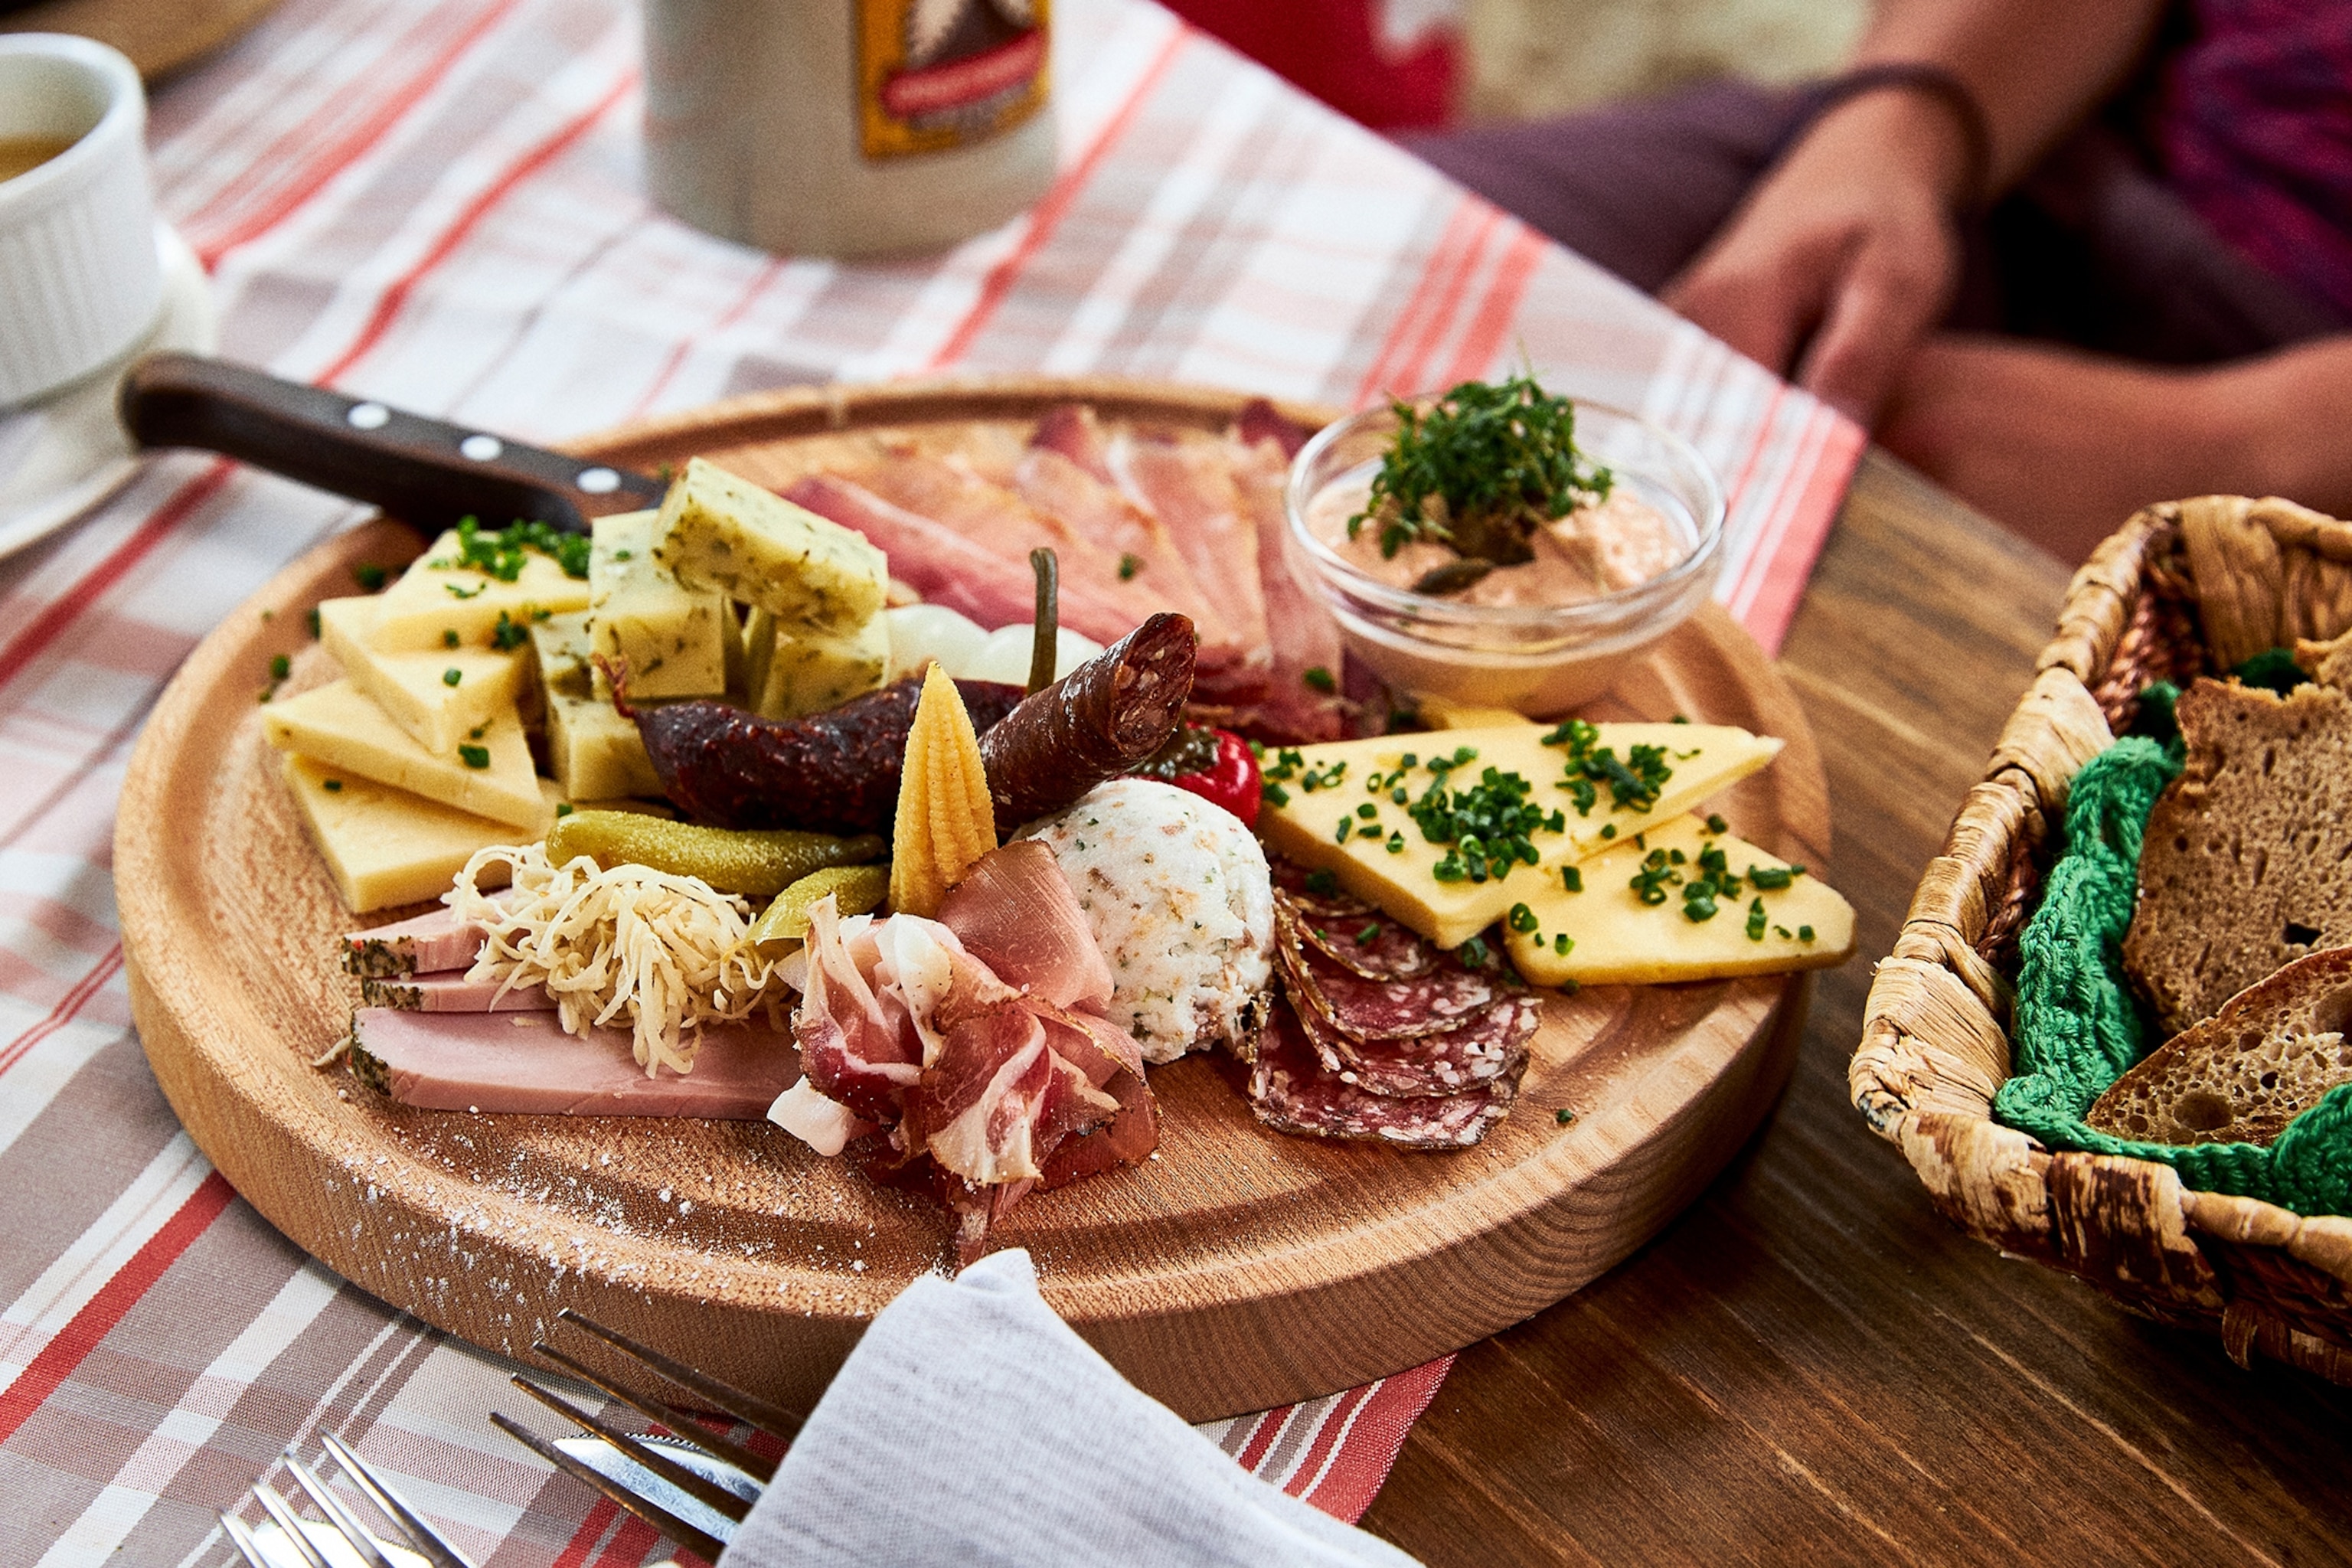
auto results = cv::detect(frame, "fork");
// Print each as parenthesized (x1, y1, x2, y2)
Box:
(488, 1307, 807, 1562)
(220, 1431, 469, 1568)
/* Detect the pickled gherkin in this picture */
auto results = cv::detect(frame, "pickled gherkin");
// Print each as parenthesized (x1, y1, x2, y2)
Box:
(749, 864, 890, 949)
(545, 810, 882, 896)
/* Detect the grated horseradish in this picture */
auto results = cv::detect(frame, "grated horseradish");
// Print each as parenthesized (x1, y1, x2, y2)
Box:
(451, 843, 786, 1075)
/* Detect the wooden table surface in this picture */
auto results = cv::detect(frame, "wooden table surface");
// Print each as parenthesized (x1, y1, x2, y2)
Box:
(1359, 452, 2352, 1566)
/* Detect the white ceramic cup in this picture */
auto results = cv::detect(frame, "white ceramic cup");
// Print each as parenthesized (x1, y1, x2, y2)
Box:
(0, 34, 162, 407)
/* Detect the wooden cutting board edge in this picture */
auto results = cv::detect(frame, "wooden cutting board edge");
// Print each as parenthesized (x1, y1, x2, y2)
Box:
(119, 379, 1828, 1419)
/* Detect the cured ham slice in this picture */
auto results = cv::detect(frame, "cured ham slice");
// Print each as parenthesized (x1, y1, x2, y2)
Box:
(936, 839, 1113, 1011)
(1106, 433, 1272, 657)
(341, 903, 500, 978)
(350, 1010, 794, 1118)
(1031, 403, 1116, 480)
(1222, 433, 1349, 742)
(358, 969, 555, 1012)
(795, 903, 925, 1123)
(839, 453, 1178, 637)
(788, 845, 1160, 1259)
(784, 475, 1143, 645)
(1011, 446, 1239, 655)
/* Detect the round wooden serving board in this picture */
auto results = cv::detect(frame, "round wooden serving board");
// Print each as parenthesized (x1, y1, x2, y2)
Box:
(119, 377, 1830, 1420)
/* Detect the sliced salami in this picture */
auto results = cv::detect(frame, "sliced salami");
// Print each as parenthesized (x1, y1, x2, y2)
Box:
(1276, 888, 1441, 982)
(1245, 1000, 1520, 1148)
(1292, 985, 1538, 1098)
(1276, 903, 1505, 1040)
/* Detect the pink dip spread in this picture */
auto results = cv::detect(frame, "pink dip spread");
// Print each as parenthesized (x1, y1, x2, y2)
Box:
(1305, 470, 1685, 608)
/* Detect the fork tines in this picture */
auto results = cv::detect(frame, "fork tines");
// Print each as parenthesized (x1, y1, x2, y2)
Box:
(222, 1434, 472, 1568)
(491, 1308, 804, 1561)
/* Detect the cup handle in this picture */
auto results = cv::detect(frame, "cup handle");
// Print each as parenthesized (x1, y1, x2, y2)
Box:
(117, 352, 667, 534)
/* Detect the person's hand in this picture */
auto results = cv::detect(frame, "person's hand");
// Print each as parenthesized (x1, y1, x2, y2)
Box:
(1661, 89, 1973, 423)
(1877, 335, 2233, 562)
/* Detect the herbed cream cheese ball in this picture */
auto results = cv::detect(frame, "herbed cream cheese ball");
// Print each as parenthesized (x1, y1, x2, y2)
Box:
(1019, 778, 1275, 1063)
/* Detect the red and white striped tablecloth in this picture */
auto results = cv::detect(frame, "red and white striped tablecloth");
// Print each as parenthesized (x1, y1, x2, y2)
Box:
(0, 0, 1861, 1560)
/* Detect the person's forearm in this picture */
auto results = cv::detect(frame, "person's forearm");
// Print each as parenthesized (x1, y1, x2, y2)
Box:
(2220, 338, 2352, 518)
(1851, 0, 2166, 194)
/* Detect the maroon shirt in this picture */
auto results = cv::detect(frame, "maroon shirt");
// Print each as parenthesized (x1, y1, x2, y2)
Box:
(2151, 0, 2352, 319)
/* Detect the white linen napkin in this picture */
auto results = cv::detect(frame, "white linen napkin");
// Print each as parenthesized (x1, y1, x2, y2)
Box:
(718, 1249, 1424, 1567)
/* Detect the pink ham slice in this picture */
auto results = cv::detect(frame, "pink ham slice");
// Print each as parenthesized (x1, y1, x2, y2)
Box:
(349, 1010, 795, 1118)
(1011, 446, 1240, 657)
(341, 903, 496, 978)
(936, 841, 1114, 1013)
(784, 474, 1144, 645)
(1106, 433, 1272, 657)
(358, 970, 555, 1012)
(1223, 433, 1349, 742)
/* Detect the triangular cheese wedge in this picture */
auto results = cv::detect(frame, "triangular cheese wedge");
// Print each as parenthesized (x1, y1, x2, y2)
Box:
(1256, 722, 1782, 948)
(318, 595, 524, 754)
(283, 754, 559, 913)
(263, 678, 543, 828)
(1502, 813, 1854, 987)
(367, 529, 592, 652)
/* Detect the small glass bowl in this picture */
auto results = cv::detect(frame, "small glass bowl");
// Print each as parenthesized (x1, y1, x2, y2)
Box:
(1283, 399, 1725, 715)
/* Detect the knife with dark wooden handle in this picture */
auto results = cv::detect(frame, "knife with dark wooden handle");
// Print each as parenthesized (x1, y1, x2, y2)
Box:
(118, 352, 668, 535)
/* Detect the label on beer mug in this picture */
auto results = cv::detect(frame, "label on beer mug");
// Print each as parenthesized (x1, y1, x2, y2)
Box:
(858, 0, 1051, 159)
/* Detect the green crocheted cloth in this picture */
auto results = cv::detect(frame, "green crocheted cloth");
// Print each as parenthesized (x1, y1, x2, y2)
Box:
(1992, 736, 2352, 1216)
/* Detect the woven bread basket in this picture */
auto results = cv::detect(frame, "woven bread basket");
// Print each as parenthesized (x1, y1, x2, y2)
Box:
(1852, 495, 2352, 1387)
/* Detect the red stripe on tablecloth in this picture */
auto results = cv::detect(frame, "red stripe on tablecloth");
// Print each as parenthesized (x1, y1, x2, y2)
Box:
(0, 945, 122, 1081)
(1279, 1381, 1372, 1497)
(624, 255, 790, 421)
(1724, 397, 1828, 617)
(923, 28, 1191, 371)
(1434, 224, 1546, 388)
(593, 1512, 671, 1566)
(1359, 201, 1498, 404)
(1230, 1406, 1279, 1471)
(312, 70, 638, 389)
(0, 1171, 235, 1448)
(0, 460, 236, 697)
(1298, 1356, 1452, 1524)
(191, 0, 529, 266)
(1351, 198, 1485, 405)
(549, 1498, 621, 1568)
(1731, 407, 1862, 652)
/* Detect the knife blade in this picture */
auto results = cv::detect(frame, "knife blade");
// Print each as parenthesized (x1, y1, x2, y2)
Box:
(118, 352, 667, 536)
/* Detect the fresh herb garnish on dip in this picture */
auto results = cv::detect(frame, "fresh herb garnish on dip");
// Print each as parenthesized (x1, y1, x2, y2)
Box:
(1349, 373, 1613, 570)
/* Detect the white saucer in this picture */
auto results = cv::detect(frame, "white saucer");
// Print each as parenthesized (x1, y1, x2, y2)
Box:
(0, 222, 217, 561)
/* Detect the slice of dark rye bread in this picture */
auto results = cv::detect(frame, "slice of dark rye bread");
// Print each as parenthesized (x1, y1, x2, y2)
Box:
(2123, 678, 2352, 1036)
(2089, 946, 2352, 1147)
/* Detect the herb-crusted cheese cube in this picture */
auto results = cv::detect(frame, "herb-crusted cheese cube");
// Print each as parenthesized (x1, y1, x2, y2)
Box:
(652, 457, 886, 634)
(588, 510, 730, 697)
(282, 754, 559, 913)
(263, 678, 544, 828)
(1256, 722, 1782, 948)
(751, 615, 890, 720)
(531, 609, 596, 701)
(318, 596, 523, 754)
(367, 530, 591, 652)
(546, 691, 664, 801)
(1501, 814, 1854, 985)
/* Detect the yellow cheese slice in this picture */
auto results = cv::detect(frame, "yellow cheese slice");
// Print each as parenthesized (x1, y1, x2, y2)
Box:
(531, 609, 595, 701)
(588, 510, 730, 698)
(368, 529, 592, 652)
(282, 755, 557, 913)
(1256, 721, 1782, 949)
(317, 595, 524, 755)
(1417, 696, 1537, 730)
(652, 457, 887, 634)
(262, 679, 543, 828)
(752, 615, 890, 720)
(1502, 813, 1854, 986)
(545, 691, 664, 802)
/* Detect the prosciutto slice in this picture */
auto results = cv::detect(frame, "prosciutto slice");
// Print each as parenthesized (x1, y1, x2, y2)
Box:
(784, 474, 1144, 645)
(788, 844, 1159, 1259)
(1012, 446, 1240, 657)
(1106, 432, 1272, 656)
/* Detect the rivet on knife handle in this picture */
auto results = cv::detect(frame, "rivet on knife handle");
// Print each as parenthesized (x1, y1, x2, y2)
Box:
(116, 351, 668, 535)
